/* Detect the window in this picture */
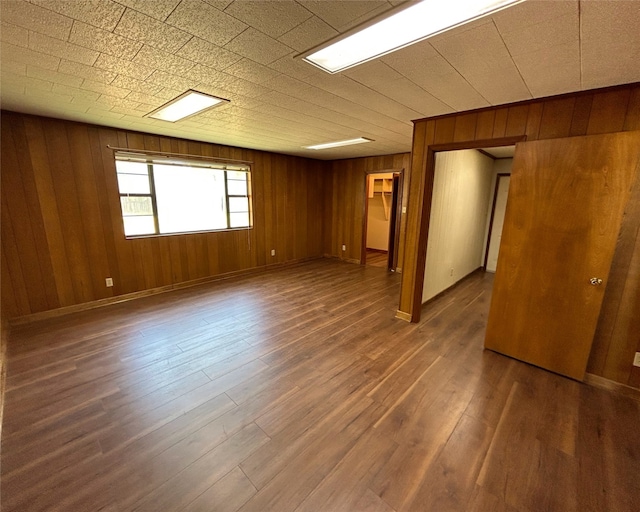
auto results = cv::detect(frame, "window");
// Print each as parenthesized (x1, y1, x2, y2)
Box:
(115, 153, 252, 237)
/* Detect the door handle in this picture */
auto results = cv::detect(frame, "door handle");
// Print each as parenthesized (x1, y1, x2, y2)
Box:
(589, 278, 603, 286)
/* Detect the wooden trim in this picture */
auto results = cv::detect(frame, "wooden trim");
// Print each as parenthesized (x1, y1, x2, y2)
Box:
(584, 373, 640, 402)
(483, 173, 511, 269)
(477, 148, 497, 160)
(408, 137, 538, 322)
(412, 82, 640, 124)
(395, 310, 412, 322)
(10, 256, 323, 326)
(428, 136, 526, 153)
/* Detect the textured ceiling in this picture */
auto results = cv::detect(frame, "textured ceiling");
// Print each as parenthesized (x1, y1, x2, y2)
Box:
(1, 0, 639, 160)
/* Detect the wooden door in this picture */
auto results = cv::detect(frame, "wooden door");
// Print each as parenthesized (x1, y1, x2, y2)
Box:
(484, 131, 640, 380)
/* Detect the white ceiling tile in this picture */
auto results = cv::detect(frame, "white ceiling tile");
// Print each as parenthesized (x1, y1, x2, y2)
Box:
(52, 83, 101, 101)
(1, 42, 61, 71)
(81, 79, 131, 98)
(382, 42, 489, 111)
(581, 46, 640, 91)
(224, 28, 293, 65)
(201, 1, 234, 11)
(94, 53, 155, 80)
(269, 55, 324, 80)
(133, 45, 195, 75)
(69, 21, 143, 60)
(223, 1, 312, 38)
(111, 75, 164, 96)
(27, 66, 84, 88)
(144, 70, 198, 91)
(58, 59, 117, 83)
(114, 0, 181, 21)
(499, 13, 578, 57)
(1, 0, 639, 159)
(581, 0, 640, 46)
(114, 8, 192, 54)
(1, 0, 72, 40)
(30, 0, 126, 31)
(413, 72, 489, 112)
(492, 0, 578, 31)
(124, 90, 158, 104)
(2, 60, 27, 76)
(29, 31, 99, 65)
(431, 22, 514, 73)
(297, 1, 390, 31)
(1, 22, 29, 47)
(467, 70, 532, 106)
(297, 71, 421, 123)
(166, 0, 248, 47)
(176, 37, 242, 70)
(224, 58, 281, 84)
(277, 15, 338, 53)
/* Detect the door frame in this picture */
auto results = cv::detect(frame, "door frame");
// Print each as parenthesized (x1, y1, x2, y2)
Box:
(361, 169, 404, 269)
(407, 136, 525, 322)
(483, 172, 511, 270)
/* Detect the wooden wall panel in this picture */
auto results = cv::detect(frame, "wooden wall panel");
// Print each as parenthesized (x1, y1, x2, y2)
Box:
(1, 112, 328, 319)
(401, 82, 640, 388)
(324, 153, 411, 268)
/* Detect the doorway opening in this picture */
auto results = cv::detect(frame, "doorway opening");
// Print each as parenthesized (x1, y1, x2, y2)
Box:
(421, 146, 514, 305)
(361, 170, 403, 271)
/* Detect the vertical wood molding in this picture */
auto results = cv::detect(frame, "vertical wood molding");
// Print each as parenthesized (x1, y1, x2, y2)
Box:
(399, 82, 640, 389)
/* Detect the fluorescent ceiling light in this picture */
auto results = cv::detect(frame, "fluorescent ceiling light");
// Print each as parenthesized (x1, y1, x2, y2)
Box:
(147, 90, 229, 122)
(303, 0, 525, 73)
(304, 137, 373, 150)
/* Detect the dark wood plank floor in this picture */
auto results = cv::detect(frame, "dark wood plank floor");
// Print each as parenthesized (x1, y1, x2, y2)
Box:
(2, 259, 639, 511)
(365, 249, 389, 268)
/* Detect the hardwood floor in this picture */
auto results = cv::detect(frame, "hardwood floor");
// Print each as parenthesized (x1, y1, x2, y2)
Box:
(2, 259, 639, 511)
(365, 249, 389, 268)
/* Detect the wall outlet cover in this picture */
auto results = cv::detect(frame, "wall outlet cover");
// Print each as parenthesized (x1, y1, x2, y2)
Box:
(634, 352, 640, 367)
(105, 278, 113, 287)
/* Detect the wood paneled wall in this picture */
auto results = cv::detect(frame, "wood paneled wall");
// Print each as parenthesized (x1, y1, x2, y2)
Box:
(1, 111, 327, 319)
(324, 153, 411, 267)
(400, 83, 640, 388)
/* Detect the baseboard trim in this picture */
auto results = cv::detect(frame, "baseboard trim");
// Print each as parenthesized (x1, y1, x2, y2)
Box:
(584, 373, 640, 401)
(10, 256, 322, 326)
(395, 310, 412, 322)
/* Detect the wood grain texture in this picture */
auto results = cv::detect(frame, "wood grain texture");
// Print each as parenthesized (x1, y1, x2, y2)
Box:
(2, 261, 639, 511)
(1, 112, 327, 319)
(484, 132, 640, 380)
(401, 82, 640, 388)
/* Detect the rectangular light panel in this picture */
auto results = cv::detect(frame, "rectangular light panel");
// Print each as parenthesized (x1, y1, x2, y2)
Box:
(304, 137, 373, 150)
(147, 90, 229, 122)
(303, 0, 525, 73)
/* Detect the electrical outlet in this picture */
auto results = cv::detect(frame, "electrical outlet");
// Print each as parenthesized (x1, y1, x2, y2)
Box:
(402, 206, 407, 214)
(342, 244, 346, 251)
(271, 249, 275, 256)
(450, 268, 454, 276)
(634, 352, 640, 367)
(105, 278, 113, 287)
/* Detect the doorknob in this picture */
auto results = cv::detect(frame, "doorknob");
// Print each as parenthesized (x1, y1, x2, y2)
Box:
(589, 278, 603, 285)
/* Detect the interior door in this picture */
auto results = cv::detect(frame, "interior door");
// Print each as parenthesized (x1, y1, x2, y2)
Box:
(484, 131, 640, 380)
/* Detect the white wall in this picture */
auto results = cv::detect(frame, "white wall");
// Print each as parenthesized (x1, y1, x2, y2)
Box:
(366, 172, 394, 251)
(422, 150, 494, 303)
